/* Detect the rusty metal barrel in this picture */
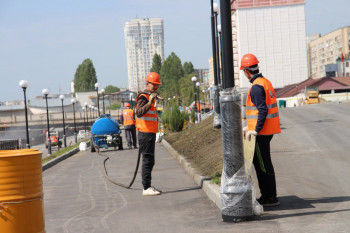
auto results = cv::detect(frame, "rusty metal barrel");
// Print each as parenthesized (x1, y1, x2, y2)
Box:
(0, 149, 45, 233)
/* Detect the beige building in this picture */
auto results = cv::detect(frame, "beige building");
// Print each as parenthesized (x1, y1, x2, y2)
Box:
(308, 26, 350, 78)
(232, 0, 308, 88)
(207, 53, 221, 88)
(208, 57, 215, 87)
(124, 18, 164, 92)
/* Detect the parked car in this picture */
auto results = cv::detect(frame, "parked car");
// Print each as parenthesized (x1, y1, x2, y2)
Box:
(45, 130, 62, 149)
(77, 130, 90, 140)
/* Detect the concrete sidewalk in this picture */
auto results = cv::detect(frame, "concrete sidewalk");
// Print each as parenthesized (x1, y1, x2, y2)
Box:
(43, 103, 350, 233)
(43, 140, 232, 233)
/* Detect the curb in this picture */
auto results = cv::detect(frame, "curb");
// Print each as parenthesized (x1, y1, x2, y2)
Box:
(42, 141, 90, 171)
(161, 139, 221, 209)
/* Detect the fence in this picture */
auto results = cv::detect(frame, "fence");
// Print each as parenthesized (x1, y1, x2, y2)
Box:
(0, 139, 21, 150)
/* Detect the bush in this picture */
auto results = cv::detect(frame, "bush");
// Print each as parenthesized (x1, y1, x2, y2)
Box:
(161, 108, 170, 125)
(169, 103, 185, 132)
(190, 110, 195, 123)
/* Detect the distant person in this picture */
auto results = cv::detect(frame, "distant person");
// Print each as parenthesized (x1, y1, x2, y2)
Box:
(241, 54, 281, 207)
(135, 72, 162, 196)
(121, 102, 137, 149)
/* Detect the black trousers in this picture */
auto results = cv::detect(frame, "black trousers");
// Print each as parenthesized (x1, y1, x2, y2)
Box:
(125, 125, 137, 147)
(253, 135, 277, 198)
(138, 132, 156, 190)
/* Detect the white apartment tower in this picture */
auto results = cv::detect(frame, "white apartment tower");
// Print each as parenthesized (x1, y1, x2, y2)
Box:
(124, 18, 164, 92)
(231, 0, 308, 88)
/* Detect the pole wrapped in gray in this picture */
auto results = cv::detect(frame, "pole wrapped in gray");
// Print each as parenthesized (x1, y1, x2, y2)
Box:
(220, 89, 253, 221)
(213, 85, 221, 128)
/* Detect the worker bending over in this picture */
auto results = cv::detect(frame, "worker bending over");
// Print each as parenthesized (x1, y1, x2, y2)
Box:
(241, 54, 281, 207)
(122, 102, 137, 149)
(135, 72, 162, 196)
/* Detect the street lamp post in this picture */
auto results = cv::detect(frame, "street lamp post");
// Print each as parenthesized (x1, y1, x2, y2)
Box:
(196, 82, 201, 121)
(219, 0, 252, 221)
(59, 95, 67, 147)
(211, 0, 221, 128)
(42, 89, 51, 155)
(84, 102, 89, 130)
(82, 107, 87, 132)
(95, 83, 100, 115)
(191, 76, 197, 115)
(19, 80, 30, 148)
(101, 88, 105, 115)
(217, 24, 224, 88)
(213, 3, 221, 87)
(71, 98, 77, 143)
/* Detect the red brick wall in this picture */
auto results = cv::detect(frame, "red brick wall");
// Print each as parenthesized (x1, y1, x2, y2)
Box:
(232, 0, 305, 9)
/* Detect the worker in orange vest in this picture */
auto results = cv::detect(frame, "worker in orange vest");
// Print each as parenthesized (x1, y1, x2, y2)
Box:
(122, 102, 137, 149)
(135, 72, 162, 196)
(241, 53, 281, 207)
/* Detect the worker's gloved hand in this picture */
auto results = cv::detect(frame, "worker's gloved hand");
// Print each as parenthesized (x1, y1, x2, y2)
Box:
(149, 93, 157, 103)
(246, 130, 258, 140)
(242, 126, 248, 132)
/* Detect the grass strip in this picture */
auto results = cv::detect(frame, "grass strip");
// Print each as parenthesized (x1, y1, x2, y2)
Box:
(42, 139, 88, 164)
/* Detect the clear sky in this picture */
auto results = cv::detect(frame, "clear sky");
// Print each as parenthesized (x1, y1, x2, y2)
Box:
(0, 0, 349, 101)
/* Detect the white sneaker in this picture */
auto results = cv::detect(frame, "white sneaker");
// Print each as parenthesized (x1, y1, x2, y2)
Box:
(142, 187, 161, 196)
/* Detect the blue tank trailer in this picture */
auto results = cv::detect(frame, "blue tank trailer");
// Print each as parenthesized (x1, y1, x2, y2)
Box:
(90, 114, 123, 152)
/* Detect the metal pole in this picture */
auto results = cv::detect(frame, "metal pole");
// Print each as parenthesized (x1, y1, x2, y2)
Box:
(96, 89, 100, 115)
(219, 0, 252, 222)
(215, 13, 221, 87)
(198, 86, 201, 121)
(61, 99, 67, 147)
(45, 95, 51, 155)
(211, 0, 221, 128)
(89, 108, 93, 127)
(103, 94, 105, 115)
(86, 108, 89, 130)
(219, 31, 225, 88)
(23, 88, 30, 148)
(83, 109, 87, 132)
(73, 102, 77, 143)
(193, 81, 197, 114)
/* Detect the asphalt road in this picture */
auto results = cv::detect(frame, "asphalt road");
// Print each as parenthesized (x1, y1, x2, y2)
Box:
(43, 102, 350, 232)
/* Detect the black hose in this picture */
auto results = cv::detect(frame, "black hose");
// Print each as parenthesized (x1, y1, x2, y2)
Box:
(99, 148, 141, 189)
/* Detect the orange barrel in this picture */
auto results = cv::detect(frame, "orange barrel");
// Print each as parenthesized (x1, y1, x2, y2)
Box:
(0, 149, 45, 233)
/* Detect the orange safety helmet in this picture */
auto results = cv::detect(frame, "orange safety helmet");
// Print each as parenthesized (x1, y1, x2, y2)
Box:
(146, 72, 162, 85)
(125, 102, 131, 108)
(240, 53, 259, 70)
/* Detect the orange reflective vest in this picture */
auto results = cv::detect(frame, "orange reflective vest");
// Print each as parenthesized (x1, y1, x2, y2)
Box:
(123, 109, 135, 126)
(136, 93, 158, 133)
(246, 77, 281, 135)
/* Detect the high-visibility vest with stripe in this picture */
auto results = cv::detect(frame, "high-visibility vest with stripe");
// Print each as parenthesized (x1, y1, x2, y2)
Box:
(123, 109, 135, 126)
(246, 77, 281, 135)
(136, 93, 158, 133)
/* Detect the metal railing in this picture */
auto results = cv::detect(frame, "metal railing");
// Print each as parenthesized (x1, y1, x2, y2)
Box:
(0, 139, 21, 150)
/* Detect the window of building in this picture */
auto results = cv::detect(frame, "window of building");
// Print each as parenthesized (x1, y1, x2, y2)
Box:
(346, 62, 349, 67)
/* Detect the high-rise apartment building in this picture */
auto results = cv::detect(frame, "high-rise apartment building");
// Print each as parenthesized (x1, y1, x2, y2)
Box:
(231, 0, 308, 88)
(308, 26, 350, 78)
(124, 18, 164, 92)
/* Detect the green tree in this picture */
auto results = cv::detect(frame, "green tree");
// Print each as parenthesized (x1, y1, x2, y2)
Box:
(179, 73, 197, 106)
(150, 53, 162, 74)
(183, 62, 194, 76)
(105, 85, 120, 93)
(159, 52, 184, 99)
(74, 59, 98, 92)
